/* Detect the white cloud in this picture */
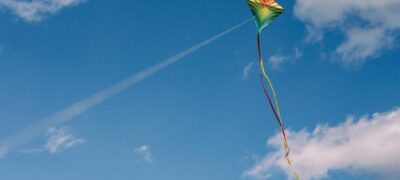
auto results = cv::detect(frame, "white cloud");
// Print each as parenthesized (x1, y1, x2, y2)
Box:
(336, 27, 394, 64)
(44, 127, 85, 154)
(268, 55, 288, 69)
(245, 108, 400, 179)
(0, 0, 84, 22)
(134, 145, 154, 163)
(242, 62, 254, 80)
(294, 0, 400, 64)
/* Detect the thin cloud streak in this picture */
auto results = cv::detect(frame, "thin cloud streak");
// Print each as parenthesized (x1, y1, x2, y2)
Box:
(18, 148, 43, 155)
(0, 18, 252, 158)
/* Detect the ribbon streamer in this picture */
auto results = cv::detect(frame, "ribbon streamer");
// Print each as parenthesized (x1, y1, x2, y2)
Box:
(257, 33, 300, 180)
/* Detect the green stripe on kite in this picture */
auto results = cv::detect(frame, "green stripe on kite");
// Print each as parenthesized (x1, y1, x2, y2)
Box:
(248, 0, 284, 32)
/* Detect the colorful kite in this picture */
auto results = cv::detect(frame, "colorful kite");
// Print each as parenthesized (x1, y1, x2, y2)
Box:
(248, 0, 299, 179)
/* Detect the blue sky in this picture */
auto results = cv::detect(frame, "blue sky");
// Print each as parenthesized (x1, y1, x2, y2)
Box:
(0, 0, 400, 179)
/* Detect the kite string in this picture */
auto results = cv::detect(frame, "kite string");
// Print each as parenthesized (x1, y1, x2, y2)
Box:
(257, 33, 300, 180)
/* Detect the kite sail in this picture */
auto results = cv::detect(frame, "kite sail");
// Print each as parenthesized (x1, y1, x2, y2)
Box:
(248, 0, 299, 179)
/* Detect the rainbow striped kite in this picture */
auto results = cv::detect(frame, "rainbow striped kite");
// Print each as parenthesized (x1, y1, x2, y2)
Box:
(248, 0, 299, 179)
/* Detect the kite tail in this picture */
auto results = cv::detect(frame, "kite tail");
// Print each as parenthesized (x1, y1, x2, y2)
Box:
(257, 33, 300, 180)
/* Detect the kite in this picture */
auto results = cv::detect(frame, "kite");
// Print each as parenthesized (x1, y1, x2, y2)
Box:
(248, 0, 299, 179)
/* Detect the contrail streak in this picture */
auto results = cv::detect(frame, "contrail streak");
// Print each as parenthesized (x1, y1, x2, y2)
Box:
(0, 18, 252, 157)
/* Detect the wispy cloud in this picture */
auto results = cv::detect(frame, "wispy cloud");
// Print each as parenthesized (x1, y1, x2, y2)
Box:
(295, 0, 400, 65)
(134, 145, 154, 163)
(268, 55, 288, 70)
(0, 0, 84, 22)
(44, 127, 85, 154)
(267, 48, 303, 70)
(336, 27, 394, 65)
(294, 48, 303, 59)
(0, 146, 8, 159)
(242, 62, 254, 80)
(18, 148, 43, 155)
(0, 45, 6, 55)
(0, 18, 252, 158)
(244, 108, 400, 179)
(16, 127, 83, 155)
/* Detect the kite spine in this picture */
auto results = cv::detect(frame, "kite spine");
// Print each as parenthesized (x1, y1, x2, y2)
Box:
(257, 33, 300, 180)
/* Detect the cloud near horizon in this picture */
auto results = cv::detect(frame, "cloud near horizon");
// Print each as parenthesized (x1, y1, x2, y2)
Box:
(245, 108, 400, 179)
(0, 0, 84, 22)
(294, 0, 400, 65)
